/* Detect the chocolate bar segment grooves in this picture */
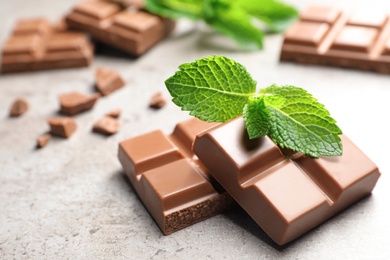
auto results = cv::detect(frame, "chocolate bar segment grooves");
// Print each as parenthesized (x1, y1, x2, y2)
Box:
(280, 5, 390, 73)
(1, 18, 93, 73)
(66, 0, 175, 56)
(193, 118, 380, 245)
(118, 118, 235, 235)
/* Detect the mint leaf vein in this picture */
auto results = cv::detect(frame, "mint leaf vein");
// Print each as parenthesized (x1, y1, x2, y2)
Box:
(165, 55, 343, 157)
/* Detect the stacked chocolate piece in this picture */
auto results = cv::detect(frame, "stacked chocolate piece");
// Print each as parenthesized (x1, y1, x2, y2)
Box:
(65, 0, 175, 56)
(1, 18, 93, 73)
(1, 0, 175, 73)
(118, 117, 381, 245)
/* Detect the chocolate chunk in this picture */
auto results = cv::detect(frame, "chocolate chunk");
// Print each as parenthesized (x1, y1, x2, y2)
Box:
(9, 98, 29, 117)
(59, 92, 100, 116)
(105, 108, 121, 118)
(193, 118, 381, 245)
(36, 133, 51, 148)
(1, 18, 93, 73)
(149, 92, 166, 109)
(95, 67, 125, 96)
(93, 116, 120, 135)
(280, 5, 390, 73)
(118, 117, 235, 235)
(65, 0, 175, 56)
(48, 117, 77, 138)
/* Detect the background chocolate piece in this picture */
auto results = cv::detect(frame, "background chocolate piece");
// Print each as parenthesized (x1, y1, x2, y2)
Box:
(9, 98, 29, 117)
(95, 67, 125, 96)
(66, 0, 175, 56)
(36, 133, 51, 148)
(1, 18, 93, 73)
(93, 116, 120, 135)
(118, 117, 234, 235)
(194, 118, 381, 245)
(105, 108, 121, 118)
(59, 92, 100, 116)
(149, 92, 166, 109)
(48, 117, 77, 138)
(280, 5, 390, 73)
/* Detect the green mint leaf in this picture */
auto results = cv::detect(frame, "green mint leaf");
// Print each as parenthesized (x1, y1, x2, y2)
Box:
(243, 97, 270, 138)
(202, 0, 264, 48)
(166, 56, 342, 157)
(146, 0, 297, 49)
(145, 0, 203, 19)
(238, 0, 298, 33)
(261, 85, 342, 157)
(165, 55, 256, 122)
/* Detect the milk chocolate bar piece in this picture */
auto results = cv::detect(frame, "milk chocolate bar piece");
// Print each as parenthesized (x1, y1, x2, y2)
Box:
(66, 0, 175, 56)
(194, 118, 381, 245)
(1, 18, 93, 73)
(118, 118, 235, 235)
(280, 6, 390, 73)
(59, 92, 100, 116)
(95, 67, 125, 96)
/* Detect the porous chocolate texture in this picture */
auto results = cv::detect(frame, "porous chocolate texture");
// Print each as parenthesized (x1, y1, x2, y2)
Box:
(66, 0, 175, 56)
(280, 5, 390, 73)
(194, 118, 381, 245)
(1, 18, 93, 73)
(118, 118, 235, 235)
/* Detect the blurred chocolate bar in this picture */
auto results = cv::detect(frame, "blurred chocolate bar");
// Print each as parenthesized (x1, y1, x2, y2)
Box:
(280, 5, 390, 73)
(66, 0, 175, 56)
(118, 118, 235, 234)
(194, 118, 381, 245)
(1, 18, 93, 73)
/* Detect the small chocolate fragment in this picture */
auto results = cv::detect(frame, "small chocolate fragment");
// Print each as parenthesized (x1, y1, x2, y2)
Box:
(105, 108, 121, 118)
(48, 117, 77, 138)
(118, 118, 235, 235)
(36, 133, 51, 148)
(65, 0, 175, 56)
(1, 18, 93, 74)
(149, 92, 166, 109)
(59, 92, 100, 116)
(9, 98, 29, 117)
(280, 5, 390, 73)
(95, 67, 125, 96)
(193, 118, 381, 245)
(93, 116, 120, 135)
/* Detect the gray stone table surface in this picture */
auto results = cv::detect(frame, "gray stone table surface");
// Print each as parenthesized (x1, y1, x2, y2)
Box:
(1, 0, 390, 259)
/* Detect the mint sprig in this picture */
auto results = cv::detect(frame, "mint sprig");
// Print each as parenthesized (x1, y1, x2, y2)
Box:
(165, 56, 343, 157)
(146, 0, 298, 49)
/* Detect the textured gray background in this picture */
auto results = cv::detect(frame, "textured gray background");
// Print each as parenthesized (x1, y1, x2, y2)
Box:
(1, 0, 389, 259)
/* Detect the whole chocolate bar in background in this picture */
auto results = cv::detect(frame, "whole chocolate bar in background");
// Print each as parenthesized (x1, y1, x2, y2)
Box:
(66, 0, 175, 56)
(1, 18, 93, 73)
(194, 118, 381, 245)
(118, 118, 235, 235)
(280, 6, 390, 73)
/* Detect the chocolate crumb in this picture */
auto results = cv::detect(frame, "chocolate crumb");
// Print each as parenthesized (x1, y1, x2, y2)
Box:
(9, 98, 28, 117)
(105, 108, 121, 119)
(37, 133, 51, 148)
(59, 92, 100, 116)
(95, 67, 125, 96)
(48, 117, 77, 138)
(93, 116, 120, 135)
(149, 92, 166, 109)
